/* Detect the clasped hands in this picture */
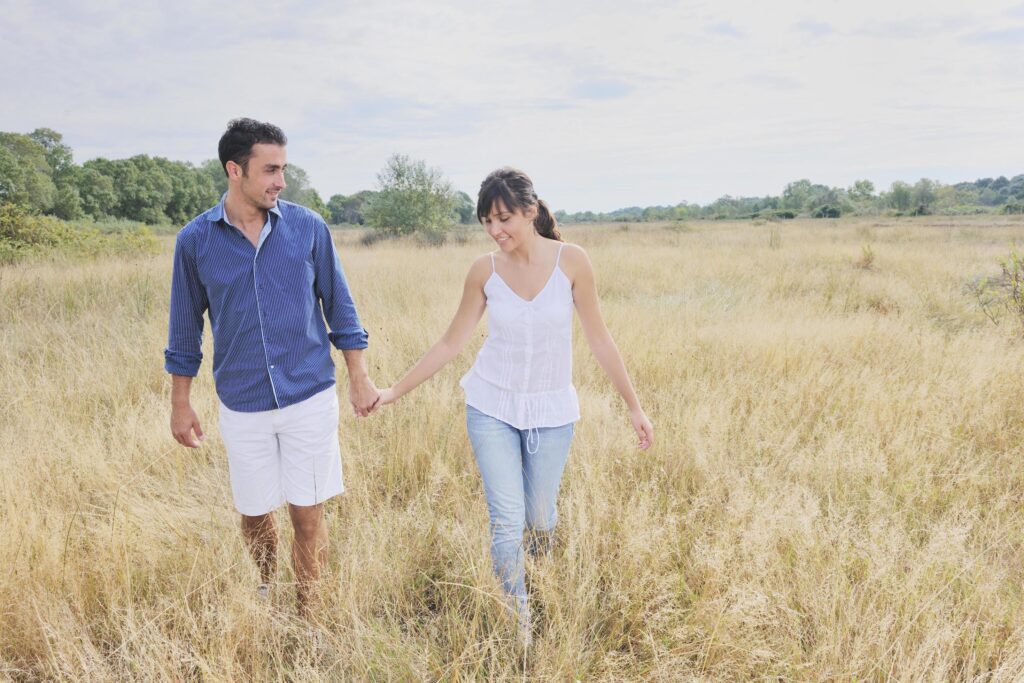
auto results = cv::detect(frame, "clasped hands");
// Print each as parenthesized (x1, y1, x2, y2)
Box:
(347, 376, 398, 417)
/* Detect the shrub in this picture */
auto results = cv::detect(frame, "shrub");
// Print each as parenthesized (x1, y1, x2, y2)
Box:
(415, 228, 448, 247)
(359, 229, 389, 247)
(968, 249, 1024, 333)
(999, 250, 1024, 331)
(855, 244, 876, 270)
(0, 202, 158, 264)
(1, 202, 82, 248)
(812, 204, 842, 219)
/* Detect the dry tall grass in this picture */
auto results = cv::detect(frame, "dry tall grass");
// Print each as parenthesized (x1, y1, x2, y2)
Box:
(3, 216, 1024, 680)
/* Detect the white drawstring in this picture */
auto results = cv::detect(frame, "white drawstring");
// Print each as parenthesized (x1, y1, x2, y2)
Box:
(526, 427, 540, 455)
(525, 398, 541, 455)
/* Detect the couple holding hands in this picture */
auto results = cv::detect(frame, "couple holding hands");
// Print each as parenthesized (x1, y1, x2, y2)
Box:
(166, 118, 653, 644)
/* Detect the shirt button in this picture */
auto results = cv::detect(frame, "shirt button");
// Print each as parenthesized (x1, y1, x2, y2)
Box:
(270, 365, 275, 369)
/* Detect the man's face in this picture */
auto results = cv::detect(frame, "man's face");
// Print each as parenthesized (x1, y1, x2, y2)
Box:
(232, 143, 287, 210)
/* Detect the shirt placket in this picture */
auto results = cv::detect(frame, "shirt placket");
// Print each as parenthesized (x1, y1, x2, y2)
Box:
(252, 223, 280, 408)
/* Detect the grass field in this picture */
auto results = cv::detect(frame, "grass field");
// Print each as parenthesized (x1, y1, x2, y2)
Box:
(3, 216, 1024, 680)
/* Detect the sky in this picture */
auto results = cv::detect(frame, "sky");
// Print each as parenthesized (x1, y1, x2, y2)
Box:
(2, 0, 1022, 212)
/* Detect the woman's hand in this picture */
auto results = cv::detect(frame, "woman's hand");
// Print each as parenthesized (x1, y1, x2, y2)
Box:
(377, 387, 399, 407)
(630, 408, 654, 450)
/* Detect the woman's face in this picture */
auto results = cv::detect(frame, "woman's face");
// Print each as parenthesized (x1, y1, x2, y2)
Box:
(481, 199, 536, 252)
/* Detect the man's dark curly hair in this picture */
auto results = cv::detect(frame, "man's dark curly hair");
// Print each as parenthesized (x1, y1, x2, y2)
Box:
(217, 118, 287, 176)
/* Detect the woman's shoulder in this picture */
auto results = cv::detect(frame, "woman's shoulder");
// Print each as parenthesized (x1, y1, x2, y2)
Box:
(558, 241, 587, 258)
(471, 251, 496, 269)
(465, 252, 495, 284)
(557, 242, 591, 274)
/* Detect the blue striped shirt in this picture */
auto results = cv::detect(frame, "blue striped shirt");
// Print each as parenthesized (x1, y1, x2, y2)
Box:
(165, 198, 368, 412)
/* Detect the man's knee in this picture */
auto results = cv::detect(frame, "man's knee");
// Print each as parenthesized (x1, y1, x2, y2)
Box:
(288, 504, 325, 541)
(241, 512, 274, 533)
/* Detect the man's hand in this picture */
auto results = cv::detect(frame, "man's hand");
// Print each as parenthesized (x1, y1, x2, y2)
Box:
(171, 402, 205, 448)
(348, 374, 380, 417)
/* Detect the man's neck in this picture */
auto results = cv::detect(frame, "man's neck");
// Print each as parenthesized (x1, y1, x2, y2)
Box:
(223, 190, 267, 231)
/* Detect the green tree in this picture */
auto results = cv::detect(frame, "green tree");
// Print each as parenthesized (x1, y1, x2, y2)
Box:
(327, 194, 349, 224)
(0, 132, 57, 213)
(0, 146, 29, 206)
(806, 185, 851, 218)
(327, 191, 376, 225)
(910, 178, 938, 215)
(52, 183, 84, 220)
(279, 164, 329, 221)
(781, 179, 813, 213)
(642, 205, 676, 220)
(200, 158, 228, 197)
(848, 179, 875, 202)
(23, 128, 85, 219)
(76, 166, 118, 219)
(83, 156, 173, 223)
(886, 181, 912, 212)
(29, 128, 74, 182)
(365, 154, 457, 238)
(121, 156, 174, 223)
(154, 158, 218, 223)
(454, 190, 475, 224)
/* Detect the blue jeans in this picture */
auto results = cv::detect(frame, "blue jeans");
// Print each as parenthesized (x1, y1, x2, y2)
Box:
(465, 405, 575, 610)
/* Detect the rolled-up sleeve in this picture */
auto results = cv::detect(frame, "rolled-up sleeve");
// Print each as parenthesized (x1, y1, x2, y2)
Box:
(164, 229, 208, 376)
(312, 220, 368, 350)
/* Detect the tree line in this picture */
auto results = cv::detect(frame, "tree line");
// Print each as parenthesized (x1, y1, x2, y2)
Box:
(0, 128, 346, 225)
(556, 176, 1024, 223)
(2, 127, 1022, 230)
(0, 129, 475, 231)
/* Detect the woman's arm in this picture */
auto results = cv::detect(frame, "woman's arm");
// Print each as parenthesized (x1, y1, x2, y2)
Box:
(377, 255, 491, 405)
(564, 244, 654, 450)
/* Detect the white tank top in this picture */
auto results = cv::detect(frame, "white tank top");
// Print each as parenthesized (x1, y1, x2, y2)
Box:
(460, 243, 581, 430)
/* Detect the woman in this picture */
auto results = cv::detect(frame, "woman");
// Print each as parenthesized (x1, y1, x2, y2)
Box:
(376, 167, 653, 644)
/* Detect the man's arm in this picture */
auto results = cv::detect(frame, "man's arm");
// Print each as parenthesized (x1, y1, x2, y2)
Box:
(342, 348, 379, 417)
(165, 228, 209, 444)
(170, 375, 205, 448)
(311, 220, 377, 415)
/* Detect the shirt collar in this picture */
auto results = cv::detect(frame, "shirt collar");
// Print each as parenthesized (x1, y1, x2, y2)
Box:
(206, 193, 282, 227)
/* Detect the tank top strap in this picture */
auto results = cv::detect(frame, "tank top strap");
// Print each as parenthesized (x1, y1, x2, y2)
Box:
(555, 242, 565, 267)
(489, 252, 496, 273)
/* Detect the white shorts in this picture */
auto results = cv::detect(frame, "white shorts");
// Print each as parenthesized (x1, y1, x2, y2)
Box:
(218, 386, 344, 516)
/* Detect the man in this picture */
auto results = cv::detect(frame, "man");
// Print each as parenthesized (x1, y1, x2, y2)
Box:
(165, 118, 378, 615)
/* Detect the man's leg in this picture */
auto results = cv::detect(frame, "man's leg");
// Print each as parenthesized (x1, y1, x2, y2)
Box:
(277, 387, 345, 617)
(241, 512, 278, 586)
(288, 503, 328, 617)
(219, 402, 285, 593)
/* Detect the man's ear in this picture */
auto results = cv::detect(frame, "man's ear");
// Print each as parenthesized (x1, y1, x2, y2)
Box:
(226, 160, 241, 180)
